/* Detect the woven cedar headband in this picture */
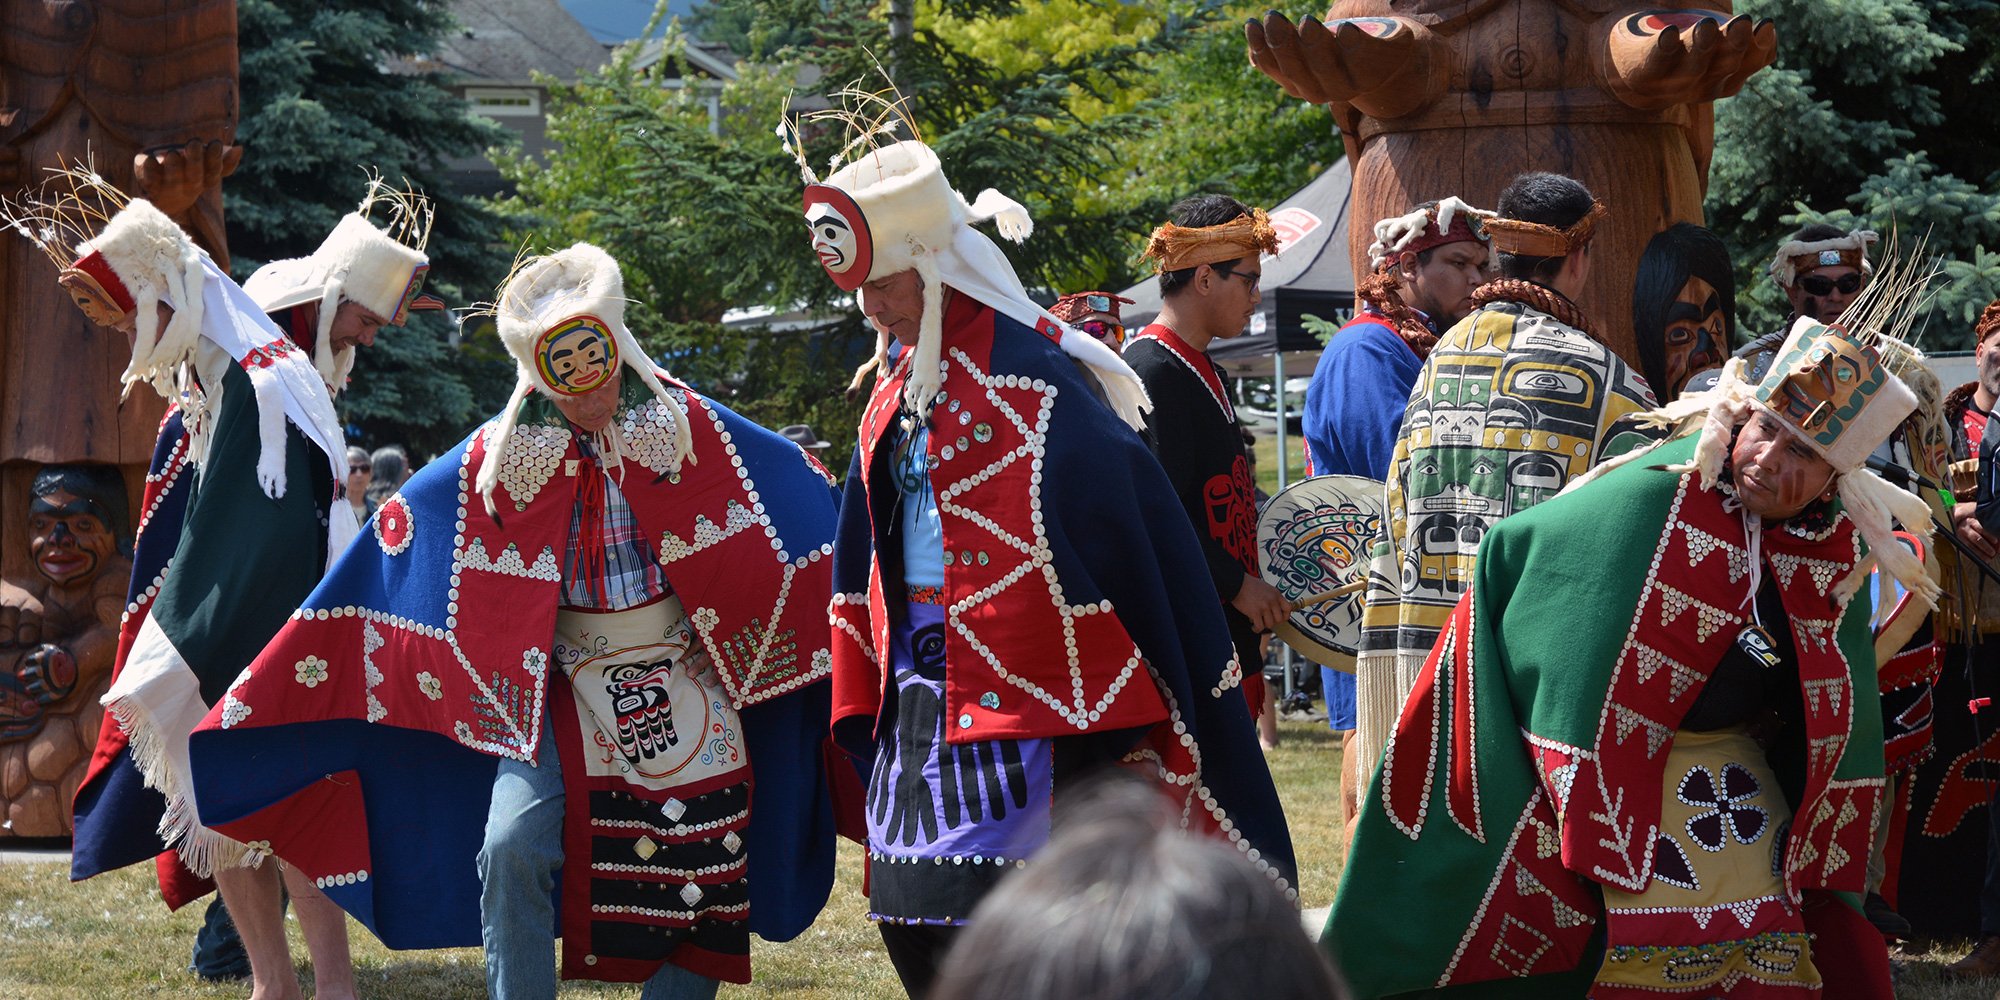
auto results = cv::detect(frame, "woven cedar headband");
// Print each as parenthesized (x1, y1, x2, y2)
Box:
(1141, 208, 1282, 273)
(1483, 201, 1607, 257)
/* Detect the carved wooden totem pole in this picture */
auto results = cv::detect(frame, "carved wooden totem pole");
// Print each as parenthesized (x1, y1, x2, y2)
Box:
(0, 0, 241, 837)
(1247, 2, 1777, 364)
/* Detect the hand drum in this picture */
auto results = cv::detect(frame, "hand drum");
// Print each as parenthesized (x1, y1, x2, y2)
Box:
(1256, 475, 1387, 672)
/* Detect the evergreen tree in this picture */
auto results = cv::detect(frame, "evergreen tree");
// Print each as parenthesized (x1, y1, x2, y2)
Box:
(500, 1, 1273, 468)
(498, 15, 876, 465)
(227, 0, 517, 457)
(1707, 0, 2000, 349)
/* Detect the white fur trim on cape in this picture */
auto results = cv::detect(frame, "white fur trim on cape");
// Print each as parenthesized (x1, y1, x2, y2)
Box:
(925, 224, 1149, 429)
(964, 188, 1033, 243)
(85, 199, 209, 406)
(188, 254, 349, 498)
(102, 614, 251, 877)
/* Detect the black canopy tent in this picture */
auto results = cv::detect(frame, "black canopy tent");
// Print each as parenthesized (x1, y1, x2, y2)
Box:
(1118, 157, 1357, 483)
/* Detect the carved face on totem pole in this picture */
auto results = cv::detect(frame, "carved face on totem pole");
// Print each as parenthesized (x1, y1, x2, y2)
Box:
(28, 466, 127, 596)
(1, 465, 131, 746)
(1632, 222, 1735, 402)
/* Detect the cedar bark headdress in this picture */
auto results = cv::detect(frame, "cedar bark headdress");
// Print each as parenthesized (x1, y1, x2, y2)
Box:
(1139, 209, 1281, 273)
(1482, 201, 1607, 257)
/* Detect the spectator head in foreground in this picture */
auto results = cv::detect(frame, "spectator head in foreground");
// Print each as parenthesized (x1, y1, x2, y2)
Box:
(931, 774, 1345, 1000)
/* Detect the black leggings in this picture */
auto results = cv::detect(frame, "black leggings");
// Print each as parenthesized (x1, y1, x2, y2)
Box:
(878, 922, 962, 1000)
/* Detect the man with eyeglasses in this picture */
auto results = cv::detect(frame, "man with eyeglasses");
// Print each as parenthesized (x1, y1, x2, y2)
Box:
(1127, 194, 1292, 721)
(1734, 224, 1878, 381)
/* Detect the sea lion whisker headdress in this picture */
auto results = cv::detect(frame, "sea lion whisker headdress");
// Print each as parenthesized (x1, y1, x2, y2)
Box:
(780, 82, 1149, 429)
(2, 160, 349, 500)
(2, 162, 208, 409)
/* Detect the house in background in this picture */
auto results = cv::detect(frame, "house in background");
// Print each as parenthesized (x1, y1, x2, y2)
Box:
(393, 0, 734, 196)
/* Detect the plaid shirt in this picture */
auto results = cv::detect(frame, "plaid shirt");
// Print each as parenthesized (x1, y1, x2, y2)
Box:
(561, 436, 670, 610)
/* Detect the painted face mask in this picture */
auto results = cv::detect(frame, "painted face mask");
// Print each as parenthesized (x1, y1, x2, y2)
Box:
(802, 184, 874, 291)
(1660, 274, 1726, 397)
(534, 314, 618, 396)
(391, 263, 431, 325)
(57, 251, 136, 329)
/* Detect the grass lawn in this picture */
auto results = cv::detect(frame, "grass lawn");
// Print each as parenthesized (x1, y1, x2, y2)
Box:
(0, 718, 1983, 997)
(0, 719, 1344, 999)
(1249, 422, 1311, 497)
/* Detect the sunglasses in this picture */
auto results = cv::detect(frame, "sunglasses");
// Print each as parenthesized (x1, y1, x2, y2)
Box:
(1798, 272, 1863, 296)
(1213, 265, 1262, 290)
(351, 464, 372, 472)
(1078, 319, 1125, 345)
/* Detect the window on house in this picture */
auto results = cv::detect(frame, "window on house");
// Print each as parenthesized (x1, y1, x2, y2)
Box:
(468, 88, 540, 117)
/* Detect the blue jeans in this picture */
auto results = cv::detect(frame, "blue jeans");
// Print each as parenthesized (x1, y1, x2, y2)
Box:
(1321, 666, 1356, 731)
(478, 729, 720, 1000)
(189, 894, 253, 980)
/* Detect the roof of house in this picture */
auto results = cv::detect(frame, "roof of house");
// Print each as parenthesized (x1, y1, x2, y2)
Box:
(627, 36, 740, 82)
(391, 0, 611, 84)
(560, 0, 697, 43)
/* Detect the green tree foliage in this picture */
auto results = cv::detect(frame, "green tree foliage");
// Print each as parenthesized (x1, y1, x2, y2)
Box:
(503, 0, 1330, 470)
(1707, 0, 2000, 349)
(797, 0, 1237, 292)
(497, 17, 876, 468)
(228, 0, 518, 457)
(916, 0, 1336, 288)
(1084, 4, 1335, 244)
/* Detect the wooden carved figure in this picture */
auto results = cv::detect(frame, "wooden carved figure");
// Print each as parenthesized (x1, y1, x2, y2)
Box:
(1632, 221, 1734, 403)
(1, 0, 239, 837)
(0, 465, 130, 836)
(1247, 2, 1777, 365)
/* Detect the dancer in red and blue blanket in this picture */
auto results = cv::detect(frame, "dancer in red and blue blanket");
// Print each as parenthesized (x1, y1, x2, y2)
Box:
(184, 244, 847, 999)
